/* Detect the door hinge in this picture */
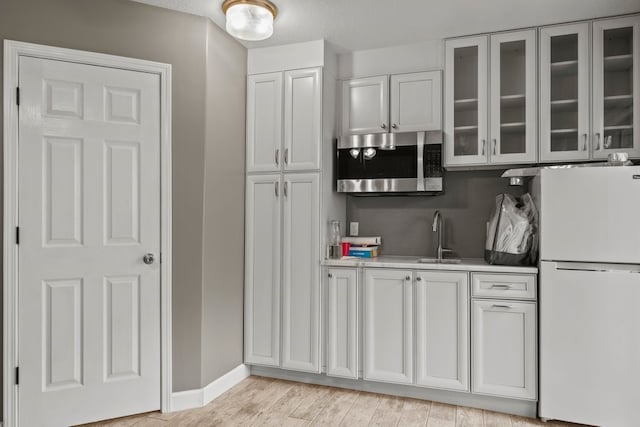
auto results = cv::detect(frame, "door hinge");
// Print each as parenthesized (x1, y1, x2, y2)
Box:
(15, 367, 19, 385)
(16, 87, 20, 106)
(16, 226, 19, 245)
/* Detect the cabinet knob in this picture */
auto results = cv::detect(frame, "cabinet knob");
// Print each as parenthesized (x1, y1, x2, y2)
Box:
(392, 124, 398, 129)
(381, 123, 387, 129)
(275, 148, 280, 165)
(492, 138, 497, 155)
(405, 275, 411, 281)
(416, 276, 422, 281)
(583, 133, 588, 151)
(595, 133, 601, 150)
(481, 139, 486, 155)
(328, 273, 333, 278)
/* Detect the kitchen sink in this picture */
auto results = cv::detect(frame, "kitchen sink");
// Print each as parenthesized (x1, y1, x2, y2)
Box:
(416, 258, 462, 264)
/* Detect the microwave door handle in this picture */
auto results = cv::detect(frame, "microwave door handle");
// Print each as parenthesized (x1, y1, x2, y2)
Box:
(416, 131, 425, 191)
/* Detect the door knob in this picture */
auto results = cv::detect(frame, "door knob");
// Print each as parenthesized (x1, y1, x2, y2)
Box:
(143, 253, 155, 265)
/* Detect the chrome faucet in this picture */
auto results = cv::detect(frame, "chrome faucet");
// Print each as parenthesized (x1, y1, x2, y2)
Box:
(432, 210, 446, 261)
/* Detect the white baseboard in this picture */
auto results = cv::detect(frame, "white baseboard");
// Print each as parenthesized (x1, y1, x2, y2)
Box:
(170, 364, 250, 412)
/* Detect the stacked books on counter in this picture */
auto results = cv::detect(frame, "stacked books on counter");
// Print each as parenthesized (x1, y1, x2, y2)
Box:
(342, 236, 381, 258)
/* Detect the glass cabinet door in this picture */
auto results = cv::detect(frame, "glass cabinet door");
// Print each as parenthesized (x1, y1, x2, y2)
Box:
(539, 23, 591, 162)
(592, 16, 640, 159)
(489, 30, 537, 164)
(445, 36, 488, 166)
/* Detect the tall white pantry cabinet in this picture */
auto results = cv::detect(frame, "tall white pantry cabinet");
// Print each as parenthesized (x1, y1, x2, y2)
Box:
(244, 41, 345, 373)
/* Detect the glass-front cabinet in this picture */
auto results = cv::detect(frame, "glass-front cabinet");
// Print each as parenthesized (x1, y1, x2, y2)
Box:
(445, 31, 537, 167)
(539, 23, 591, 162)
(592, 16, 640, 159)
(489, 30, 537, 164)
(445, 36, 488, 166)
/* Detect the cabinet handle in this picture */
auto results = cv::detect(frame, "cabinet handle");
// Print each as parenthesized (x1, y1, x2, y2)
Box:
(492, 138, 497, 155)
(605, 135, 612, 149)
(481, 139, 486, 155)
(275, 148, 280, 165)
(328, 273, 333, 278)
(595, 133, 601, 150)
(275, 181, 279, 197)
(490, 284, 511, 289)
(381, 123, 387, 129)
(284, 148, 289, 164)
(583, 133, 588, 151)
(392, 124, 398, 129)
(284, 181, 288, 197)
(492, 304, 512, 309)
(405, 275, 411, 281)
(416, 276, 422, 282)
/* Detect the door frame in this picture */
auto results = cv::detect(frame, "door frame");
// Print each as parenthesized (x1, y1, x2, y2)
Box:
(3, 40, 173, 426)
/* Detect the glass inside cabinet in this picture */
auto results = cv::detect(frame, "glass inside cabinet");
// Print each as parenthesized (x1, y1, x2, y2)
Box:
(453, 46, 480, 156)
(601, 27, 633, 150)
(549, 34, 580, 153)
(498, 40, 526, 155)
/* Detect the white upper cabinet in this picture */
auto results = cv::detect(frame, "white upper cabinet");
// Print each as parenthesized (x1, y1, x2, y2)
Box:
(445, 32, 537, 167)
(489, 30, 538, 164)
(341, 75, 389, 135)
(247, 67, 322, 173)
(390, 71, 442, 132)
(281, 173, 321, 373)
(445, 36, 489, 166)
(284, 68, 322, 171)
(363, 269, 414, 385)
(592, 15, 640, 159)
(539, 23, 591, 162)
(246, 72, 283, 173)
(415, 271, 469, 391)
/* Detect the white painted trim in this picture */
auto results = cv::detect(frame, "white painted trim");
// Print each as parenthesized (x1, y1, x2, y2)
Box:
(170, 365, 250, 412)
(2, 40, 173, 425)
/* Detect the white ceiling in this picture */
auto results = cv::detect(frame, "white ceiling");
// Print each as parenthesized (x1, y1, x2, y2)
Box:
(131, 0, 639, 52)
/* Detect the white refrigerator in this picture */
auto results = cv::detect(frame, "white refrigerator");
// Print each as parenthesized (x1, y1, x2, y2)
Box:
(537, 166, 640, 426)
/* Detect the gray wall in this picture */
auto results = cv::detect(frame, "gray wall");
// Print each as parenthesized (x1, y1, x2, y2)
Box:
(201, 21, 246, 386)
(347, 170, 525, 258)
(0, 0, 246, 394)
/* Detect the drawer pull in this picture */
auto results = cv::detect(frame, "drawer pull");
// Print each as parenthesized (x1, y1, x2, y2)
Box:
(492, 304, 512, 309)
(490, 284, 512, 289)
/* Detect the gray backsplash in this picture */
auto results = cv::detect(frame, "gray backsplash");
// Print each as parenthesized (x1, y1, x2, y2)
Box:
(346, 170, 526, 258)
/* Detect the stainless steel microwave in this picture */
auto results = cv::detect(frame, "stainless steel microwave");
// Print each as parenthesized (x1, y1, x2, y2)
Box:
(336, 131, 443, 194)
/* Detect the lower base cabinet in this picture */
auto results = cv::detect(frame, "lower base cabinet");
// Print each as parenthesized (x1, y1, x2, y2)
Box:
(363, 269, 414, 384)
(471, 300, 537, 400)
(326, 268, 358, 379)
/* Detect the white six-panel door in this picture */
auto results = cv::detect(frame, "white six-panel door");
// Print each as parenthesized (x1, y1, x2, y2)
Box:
(244, 174, 281, 367)
(363, 269, 413, 384)
(281, 173, 321, 372)
(18, 56, 161, 426)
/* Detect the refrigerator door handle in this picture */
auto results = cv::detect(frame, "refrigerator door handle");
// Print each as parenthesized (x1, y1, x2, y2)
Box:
(553, 261, 640, 273)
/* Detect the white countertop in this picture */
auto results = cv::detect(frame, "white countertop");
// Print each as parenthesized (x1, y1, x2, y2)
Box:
(322, 256, 538, 274)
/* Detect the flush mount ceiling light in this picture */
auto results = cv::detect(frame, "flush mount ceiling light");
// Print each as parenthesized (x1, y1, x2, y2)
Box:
(222, 0, 278, 41)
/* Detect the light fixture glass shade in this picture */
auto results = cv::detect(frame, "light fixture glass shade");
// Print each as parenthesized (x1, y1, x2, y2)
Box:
(225, 3, 274, 41)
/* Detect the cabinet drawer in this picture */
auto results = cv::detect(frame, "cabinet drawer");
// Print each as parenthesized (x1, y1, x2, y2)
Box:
(471, 273, 536, 300)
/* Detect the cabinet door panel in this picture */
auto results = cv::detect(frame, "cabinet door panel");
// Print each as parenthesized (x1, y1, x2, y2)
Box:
(281, 173, 321, 372)
(472, 300, 537, 400)
(326, 268, 358, 379)
(284, 68, 322, 171)
(247, 73, 283, 172)
(342, 76, 389, 135)
(539, 23, 590, 162)
(391, 71, 442, 132)
(416, 272, 469, 391)
(592, 16, 640, 159)
(363, 269, 413, 384)
(245, 175, 281, 366)
(489, 30, 537, 164)
(445, 36, 489, 166)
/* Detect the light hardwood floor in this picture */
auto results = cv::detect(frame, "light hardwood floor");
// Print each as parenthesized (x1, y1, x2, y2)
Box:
(82, 376, 588, 427)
